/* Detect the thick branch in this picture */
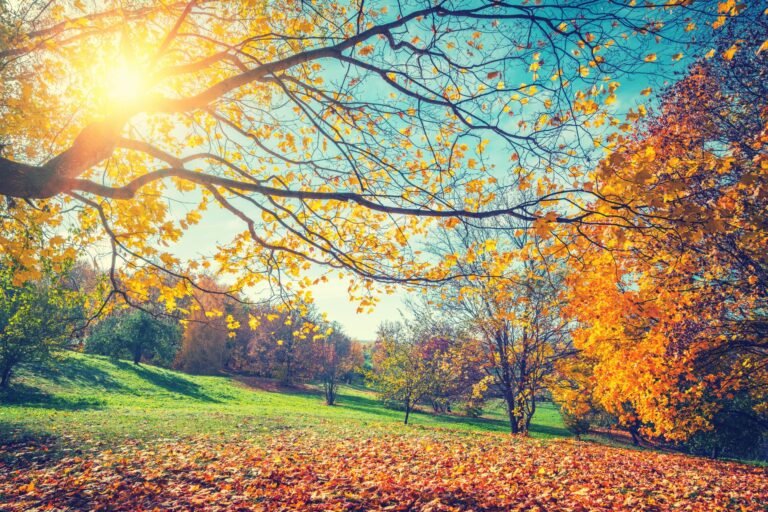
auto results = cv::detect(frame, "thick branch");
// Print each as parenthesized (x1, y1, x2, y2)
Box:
(65, 167, 591, 223)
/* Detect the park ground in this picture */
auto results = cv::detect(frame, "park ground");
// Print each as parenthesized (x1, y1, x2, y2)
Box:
(1, 352, 766, 511)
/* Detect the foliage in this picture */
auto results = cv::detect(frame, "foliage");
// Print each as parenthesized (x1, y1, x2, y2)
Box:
(560, 409, 591, 441)
(0, 264, 82, 388)
(2, 428, 767, 511)
(0, 0, 740, 313)
(174, 278, 237, 375)
(558, 10, 768, 449)
(369, 322, 433, 424)
(228, 304, 323, 383)
(369, 321, 476, 424)
(85, 309, 181, 366)
(685, 394, 768, 461)
(423, 218, 574, 433)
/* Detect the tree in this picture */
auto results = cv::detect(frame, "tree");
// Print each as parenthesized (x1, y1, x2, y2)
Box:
(423, 211, 573, 434)
(559, 9, 768, 450)
(228, 303, 323, 383)
(369, 322, 431, 424)
(0, 0, 734, 311)
(85, 309, 181, 365)
(316, 322, 363, 405)
(0, 263, 82, 388)
(174, 276, 238, 374)
(401, 318, 485, 415)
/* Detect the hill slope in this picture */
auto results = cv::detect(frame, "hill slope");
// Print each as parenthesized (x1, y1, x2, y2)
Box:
(0, 351, 567, 448)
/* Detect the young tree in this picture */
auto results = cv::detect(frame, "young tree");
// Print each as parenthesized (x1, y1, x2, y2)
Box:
(85, 309, 181, 366)
(315, 323, 363, 405)
(0, 264, 82, 388)
(369, 321, 460, 424)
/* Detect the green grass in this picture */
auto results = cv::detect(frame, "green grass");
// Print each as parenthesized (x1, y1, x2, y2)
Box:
(0, 351, 571, 461)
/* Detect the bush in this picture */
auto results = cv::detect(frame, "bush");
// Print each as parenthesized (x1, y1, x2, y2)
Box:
(0, 264, 83, 388)
(685, 396, 768, 460)
(561, 409, 591, 440)
(463, 398, 484, 418)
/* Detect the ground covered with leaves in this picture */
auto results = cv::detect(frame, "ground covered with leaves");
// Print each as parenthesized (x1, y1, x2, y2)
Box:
(1, 428, 766, 511)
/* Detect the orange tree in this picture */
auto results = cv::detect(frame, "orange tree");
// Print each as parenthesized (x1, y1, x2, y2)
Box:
(558, 11, 768, 452)
(0, 0, 737, 312)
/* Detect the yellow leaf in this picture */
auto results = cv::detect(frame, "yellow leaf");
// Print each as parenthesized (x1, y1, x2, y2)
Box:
(722, 44, 738, 61)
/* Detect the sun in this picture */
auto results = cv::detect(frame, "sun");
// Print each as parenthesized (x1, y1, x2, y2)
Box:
(104, 60, 148, 105)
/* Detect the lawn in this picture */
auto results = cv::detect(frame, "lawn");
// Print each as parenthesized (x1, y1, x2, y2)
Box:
(1, 352, 766, 511)
(0, 351, 567, 451)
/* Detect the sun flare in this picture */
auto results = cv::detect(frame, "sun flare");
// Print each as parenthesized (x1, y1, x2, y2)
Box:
(105, 60, 147, 104)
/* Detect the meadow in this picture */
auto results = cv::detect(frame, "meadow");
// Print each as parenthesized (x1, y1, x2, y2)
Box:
(1, 352, 766, 511)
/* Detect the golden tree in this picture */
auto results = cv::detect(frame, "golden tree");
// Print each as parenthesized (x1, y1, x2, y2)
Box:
(0, 0, 732, 311)
(560, 14, 768, 445)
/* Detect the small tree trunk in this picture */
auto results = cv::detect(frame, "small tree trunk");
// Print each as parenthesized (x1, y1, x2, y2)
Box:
(508, 409, 520, 434)
(0, 365, 12, 388)
(404, 400, 411, 425)
(504, 392, 519, 434)
(324, 380, 336, 405)
(133, 350, 142, 365)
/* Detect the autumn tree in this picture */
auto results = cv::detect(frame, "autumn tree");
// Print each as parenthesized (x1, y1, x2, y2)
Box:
(369, 320, 457, 424)
(396, 315, 486, 414)
(315, 322, 363, 405)
(423, 209, 573, 434)
(0, 0, 734, 314)
(559, 8, 768, 455)
(228, 303, 324, 383)
(174, 276, 240, 374)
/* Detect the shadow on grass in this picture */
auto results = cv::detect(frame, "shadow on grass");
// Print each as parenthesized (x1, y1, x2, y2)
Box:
(34, 356, 127, 392)
(337, 392, 572, 437)
(0, 422, 60, 468)
(335, 393, 405, 419)
(0, 383, 105, 410)
(112, 361, 220, 403)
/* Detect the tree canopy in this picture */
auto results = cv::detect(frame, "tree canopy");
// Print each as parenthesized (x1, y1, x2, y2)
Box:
(0, 0, 739, 311)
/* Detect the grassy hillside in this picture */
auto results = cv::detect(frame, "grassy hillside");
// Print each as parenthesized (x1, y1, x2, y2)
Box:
(0, 351, 569, 452)
(3, 353, 766, 511)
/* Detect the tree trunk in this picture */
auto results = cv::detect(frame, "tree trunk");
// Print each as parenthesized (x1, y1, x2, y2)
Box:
(508, 408, 520, 434)
(0, 365, 12, 388)
(324, 380, 336, 405)
(502, 387, 519, 434)
(404, 400, 411, 425)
